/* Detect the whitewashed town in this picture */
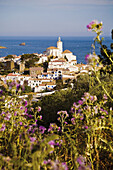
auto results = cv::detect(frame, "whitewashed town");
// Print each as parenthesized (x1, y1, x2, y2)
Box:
(0, 37, 98, 99)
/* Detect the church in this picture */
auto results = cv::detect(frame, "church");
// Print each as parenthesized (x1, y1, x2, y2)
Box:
(44, 37, 77, 63)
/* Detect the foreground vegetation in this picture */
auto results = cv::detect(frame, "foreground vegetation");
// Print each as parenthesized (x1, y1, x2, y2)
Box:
(0, 20, 113, 169)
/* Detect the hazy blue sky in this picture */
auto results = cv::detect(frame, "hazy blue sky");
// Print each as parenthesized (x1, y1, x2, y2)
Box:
(0, 0, 113, 36)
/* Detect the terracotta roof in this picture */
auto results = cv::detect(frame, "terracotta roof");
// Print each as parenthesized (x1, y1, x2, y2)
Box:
(52, 60, 65, 62)
(7, 73, 17, 76)
(62, 50, 72, 54)
(0, 75, 6, 77)
(30, 67, 43, 70)
(47, 46, 58, 50)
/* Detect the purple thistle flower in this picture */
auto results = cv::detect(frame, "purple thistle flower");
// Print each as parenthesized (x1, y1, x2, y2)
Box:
(48, 140, 56, 148)
(25, 108, 27, 113)
(80, 117, 84, 120)
(14, 111, 17, 116)
(1, 111, 6, 115)
(71, 118, 76, 125)
(57, 127, 61, 132)
(103, 94, 108, 100)
(77, 155, 86, 166)
(20, 106, 24, 110)
(39, 126, 46, 134)
(16, 84, 20, 90)
(85, 126, 88, 129)
(24, 100, 28, 107)
(61, 162, 68, 170)
(28, 114, 33, 118)
(30, 137, 36, 142)
(78, 100, 83, 105)
(19, 122, 23, 125)
(4, 113, 11, 121)
(37, 106, 41, 112)
(0, 124, 6, 131)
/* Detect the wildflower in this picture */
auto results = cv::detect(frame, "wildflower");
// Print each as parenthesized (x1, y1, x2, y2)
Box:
(77, 155, 92, 170)
(4, 113, 11, 121)
(19, 122, 23, 125)
(24, 100, 28, 107)
(86, 20, 102, 33)
(1, 111, 6, 115)
(37, 106, 41, 112)
(85, 53, 99, 64)
(78, 100, 83, 105)
(80, 117, 84, 120)
(39, 126, 46, 134)
(100, 108, 108, 114)
(0, 124, 6, 131)
(28, 114, 33, 118)
(85, 126, 88, 129)
(25, 108, 27, 113)
(14, 111, 17, 116)
(61, 162, 68, 170)
(48, 140, 56, 148)
(16, 84, 20, 90)
(71, 118, 76, 125)
(38, 115, 42, 120)
(103, 94, 108, 100)
(57, 127, 61, 132)
(30, 137, 36, 142)
(20, 106, 24, 110)
(77, 155, 86, 166)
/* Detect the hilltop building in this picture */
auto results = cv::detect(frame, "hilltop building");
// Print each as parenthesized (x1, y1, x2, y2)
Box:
(44, 37, 77, 63)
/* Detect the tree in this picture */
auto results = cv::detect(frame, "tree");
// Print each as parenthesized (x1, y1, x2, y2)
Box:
(24, 85, 32, 93)
(34, 89, 76, 127)
(5, 55, 14, 60)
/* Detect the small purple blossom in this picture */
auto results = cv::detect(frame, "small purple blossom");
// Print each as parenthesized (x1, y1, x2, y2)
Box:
(16, 84, 20, 90)
(61, 162, 68, 170)
(0, 124, 6, 131)
(4, 113, 11, 121)
(71, 118, 76, 125)
(48, 140, 56, 148)
(85, 53, 99, 64)
(20, 106, 24, 110)
(19, 122, 23, 125)
(85, 126, 88, 129)
(78, 100, 83, 105)
(28, 114, 33, 118)
(24, 100, 28, 107)
(39, 126, 46, 134)
(37, 106, 41, 112)
(30, 137, 36, 142)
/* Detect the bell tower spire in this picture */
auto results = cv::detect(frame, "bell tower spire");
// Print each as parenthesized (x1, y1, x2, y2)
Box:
(57, 37, 63, 58)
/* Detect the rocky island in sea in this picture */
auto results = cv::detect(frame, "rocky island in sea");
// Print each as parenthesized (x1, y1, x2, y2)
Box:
(19, 42, 26, 46)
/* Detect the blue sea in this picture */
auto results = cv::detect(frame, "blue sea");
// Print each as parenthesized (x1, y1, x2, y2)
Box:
(0, 36, 112, 64)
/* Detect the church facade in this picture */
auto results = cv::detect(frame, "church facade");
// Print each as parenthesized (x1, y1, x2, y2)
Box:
(44, 37, 77, 63)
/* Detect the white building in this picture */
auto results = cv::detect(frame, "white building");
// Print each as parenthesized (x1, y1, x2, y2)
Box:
(44, 37, 77, 63)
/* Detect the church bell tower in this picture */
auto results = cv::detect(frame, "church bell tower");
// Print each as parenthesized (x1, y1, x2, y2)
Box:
(57, 37, 63, 58)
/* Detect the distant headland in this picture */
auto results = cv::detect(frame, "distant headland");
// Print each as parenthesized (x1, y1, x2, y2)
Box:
(0, 46, 7, 49)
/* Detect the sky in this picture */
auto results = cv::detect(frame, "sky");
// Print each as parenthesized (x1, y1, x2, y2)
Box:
(0, 0, 113, 36)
